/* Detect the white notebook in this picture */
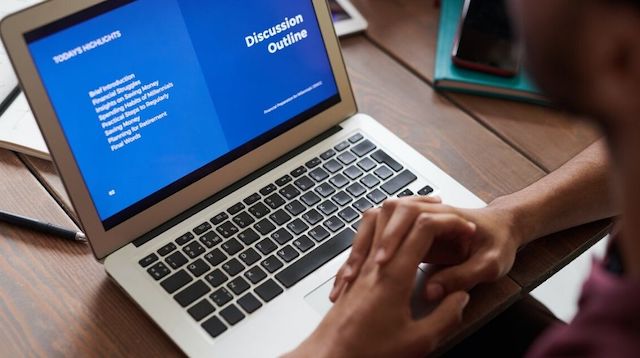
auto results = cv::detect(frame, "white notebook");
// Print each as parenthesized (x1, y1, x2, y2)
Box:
(0, 92, 49, 160)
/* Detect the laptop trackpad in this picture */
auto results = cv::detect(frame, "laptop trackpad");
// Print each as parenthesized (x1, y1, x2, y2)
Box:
(304, 267, 435, 317)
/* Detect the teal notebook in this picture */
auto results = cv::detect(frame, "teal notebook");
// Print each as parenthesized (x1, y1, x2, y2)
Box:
(434, 0, 548, 105)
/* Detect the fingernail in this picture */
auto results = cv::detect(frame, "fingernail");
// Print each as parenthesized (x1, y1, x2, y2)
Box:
(343, 265, 353, 278)
(467, 222, 477, 231)
(425, 283, 444, 301)
(432, 195, 442, 202)
(375, 248, 386, 263)
(461, 293, 470, 307)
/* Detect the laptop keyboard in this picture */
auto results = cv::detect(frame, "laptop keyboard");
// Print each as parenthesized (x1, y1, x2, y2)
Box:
(138, 133, 434, 339)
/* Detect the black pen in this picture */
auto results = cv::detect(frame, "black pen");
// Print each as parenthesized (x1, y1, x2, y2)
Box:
(0, 210, 86, 242)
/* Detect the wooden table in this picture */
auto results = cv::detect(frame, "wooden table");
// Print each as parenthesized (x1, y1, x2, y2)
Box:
(0, 0, 610, 355)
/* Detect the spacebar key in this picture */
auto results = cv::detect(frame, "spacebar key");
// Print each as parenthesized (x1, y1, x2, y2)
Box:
(275, 228, 355, 288)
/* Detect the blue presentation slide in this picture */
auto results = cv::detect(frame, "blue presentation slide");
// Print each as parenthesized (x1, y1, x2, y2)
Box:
(27, 0, 338, 222)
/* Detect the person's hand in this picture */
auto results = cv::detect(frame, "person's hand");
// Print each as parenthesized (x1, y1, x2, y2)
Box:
(330, 196, 522, 302)
(285, 209, 475, 358)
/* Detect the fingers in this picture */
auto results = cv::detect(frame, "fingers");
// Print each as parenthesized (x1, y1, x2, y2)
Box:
(389, 213, 476, 277)
(329, 208, 379, 302)
(411, 291, 470, 352)
(424, 255, 498, 301)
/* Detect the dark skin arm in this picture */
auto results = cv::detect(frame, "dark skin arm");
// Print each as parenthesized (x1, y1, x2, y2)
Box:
(331, 139, 616, 302)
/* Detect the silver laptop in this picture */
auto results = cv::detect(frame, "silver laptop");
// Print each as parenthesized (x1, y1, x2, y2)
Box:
(1, 0, 484, 356)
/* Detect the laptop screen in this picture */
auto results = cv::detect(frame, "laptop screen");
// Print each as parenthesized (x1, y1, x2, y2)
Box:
(24, 0, 340, 229)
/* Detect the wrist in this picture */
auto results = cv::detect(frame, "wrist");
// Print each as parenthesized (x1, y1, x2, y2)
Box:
(488, 195, 535, 248)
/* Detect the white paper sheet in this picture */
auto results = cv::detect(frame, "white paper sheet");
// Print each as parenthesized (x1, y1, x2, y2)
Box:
(0, 92, 49, 159)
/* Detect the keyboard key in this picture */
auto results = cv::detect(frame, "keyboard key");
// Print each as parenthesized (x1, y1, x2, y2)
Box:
(334, 140, 350, 152)
(220, 304, 245, 325)
(367, 189, 387, 204)
(204, 248, 226, 266)
(324, 216, 346, 232)
(290, 166, 307, 178)
(256, 238, 278, 255)
(302, 209, 323, 225)
(157, 242, 176, 256)
(222, 258, 245, 276)
(309, 225, 331, 242)
(255, 279, 284, 302)
(259, 183, 277, 196)
(360, 174, 381, 188)
(210, 287, 233, 307)
(239, 248, 261, 266)
(287, 218, 309, 235)
(293, 235, 315, 252)
(202, 316, 227, 338)
(381, 170, 418, 195)
(301, 191, 321, 206)
(275, 175, 292, 187)
(398, 189, 414, 197)
(265, 193, 286, 209)
(188, 299, 215, 321)
(175, 232, 195, 246)
(374, 165, 394, 180)
(309, 167, 329, 182)
(254, 218, 276, 235)
(418, 185, 434, 196)
(161, 270, 193, 294)
(320, 149, 336, 160)
(323, 159, 343, 173)
(238, 228, 260, 245)
(175, 280, 211, 307)
(211, 212, 229, 225)
(272, 227, 293, 245)
(332, 191, 353, 206)
(248, 202, 271, 219)
(187, 259, 210, 277)
(352, 140, 376, 157)
(261, 255, 284, 273)
(318, 200, 338, 215)
(337, 151, 357, 165)
(147, 261, 170, 280)
(338, 207, 359, 223)
(329, 173, 349, 188)
(200, 231, 223, 248)
(166, 251, 188, 269)
(279, 184, 300, 200)
(348, 133, 363, 143)
(315, 182, 336, 197)
(305, 157, 321, 168)
(183, 241, 206, 259)
(357, 157, 377, 172)
(228, 276, 250, 295)
(343, 165, 363, 180)
(270, 209, 292, 226)
(139, 253, 158, 267)
(353, 197, 374, 213)
(352, 219, 363, 230)
(276, 228, 355, 288)
(238, 293, 263, 314)
(216, 221, 239, 238)
(371, 150, 403, 172)
(244, 266, 267, 284)
(205, 269, 228, 288)
(243, 193, 261, 205)
(277, 245, 300, 262)
(227, 202, 245, 215)
(293, 176, 315, 191)
(347, 182, 366, 197)
(232, 211, 255, 228)
(285, 200, 306, 216)
(194, 222, 212, 235)
(221, 238, 243, 256)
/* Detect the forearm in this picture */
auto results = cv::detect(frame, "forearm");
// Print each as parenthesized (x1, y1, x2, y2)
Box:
(491, 139, 617, 247)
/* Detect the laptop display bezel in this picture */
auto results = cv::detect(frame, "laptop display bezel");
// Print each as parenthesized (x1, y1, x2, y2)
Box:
(1, 0, 357, 260)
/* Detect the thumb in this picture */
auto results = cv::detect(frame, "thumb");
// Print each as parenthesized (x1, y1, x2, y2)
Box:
(411, 291, 470, 352)
(424, 257, 489, 301)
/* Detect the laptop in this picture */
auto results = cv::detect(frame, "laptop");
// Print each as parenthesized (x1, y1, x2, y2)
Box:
(1, 0, 484, 356)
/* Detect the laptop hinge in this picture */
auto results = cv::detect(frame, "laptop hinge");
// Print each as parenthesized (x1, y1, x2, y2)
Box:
(132, 125, 343, 247)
